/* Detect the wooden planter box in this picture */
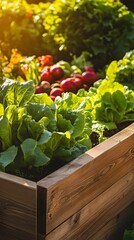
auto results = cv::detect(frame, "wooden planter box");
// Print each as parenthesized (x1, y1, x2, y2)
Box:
(0, 123, 134, 240)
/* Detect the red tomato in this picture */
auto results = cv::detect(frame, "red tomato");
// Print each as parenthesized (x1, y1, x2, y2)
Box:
(35, 85, 44, 94)
(50, 87, 64, 97)
(40, 68, 54, 83)
(71, 73, 83, 80)
(73, 77, 83, 89)
(40, 81, 51, 94)
(60, 78, 77, 93)
(82, 71, 98, 85)
(50, 66, 64, 80)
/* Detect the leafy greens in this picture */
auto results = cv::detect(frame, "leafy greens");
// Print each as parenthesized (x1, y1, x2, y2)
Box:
(0, 68, 134, 180)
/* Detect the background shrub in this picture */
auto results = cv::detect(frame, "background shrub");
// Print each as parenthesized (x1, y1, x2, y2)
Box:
(1, 0, 134, 69)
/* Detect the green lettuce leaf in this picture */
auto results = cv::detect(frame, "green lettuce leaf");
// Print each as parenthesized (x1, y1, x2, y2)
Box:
(17, 115, 45, 142)
(53, 142, 88, 163)
(31, 93, 53, 106)
(69, 110, 85, 138)
(90, 80, 134, 125)
(5, 105, 26, 145)
(0, 116, 12, 150)
(25, 102, 57, 131)
(21, 138, 50, 167)
(0, 79, 34, 107)
(0, 104, 4, 116)
(38, 131, 70, 158)
(0, 145, 18, 171)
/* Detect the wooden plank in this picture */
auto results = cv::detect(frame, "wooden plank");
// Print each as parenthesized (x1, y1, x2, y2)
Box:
(37, 127, 134, 235)
(0, 172, 37, 240)
(37, 202, 134, 240)
(126, 123, 134, 132)
(45, 172, 134, 240)
(0, 224, 36, 240)
(90, 203, 134, 240)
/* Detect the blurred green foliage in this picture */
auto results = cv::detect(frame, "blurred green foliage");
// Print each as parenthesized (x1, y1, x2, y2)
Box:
(1, 0, 134, 69)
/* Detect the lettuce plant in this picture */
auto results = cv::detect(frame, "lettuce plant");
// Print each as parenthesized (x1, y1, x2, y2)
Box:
(105, 50, 134, 90)
(0, 79, 92, 179)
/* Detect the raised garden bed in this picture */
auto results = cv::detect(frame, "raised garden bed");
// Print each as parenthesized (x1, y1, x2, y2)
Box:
(0, 123, 134, 240)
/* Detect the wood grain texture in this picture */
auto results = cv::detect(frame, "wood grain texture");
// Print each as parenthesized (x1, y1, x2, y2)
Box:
(38, 204, 134, 240)
(45, 172, 134, 240)
(37, 124, 134, 235)
(0, 172, 37, 240)
(89, 202, 134, 240)
(0, 224, 36, 240)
